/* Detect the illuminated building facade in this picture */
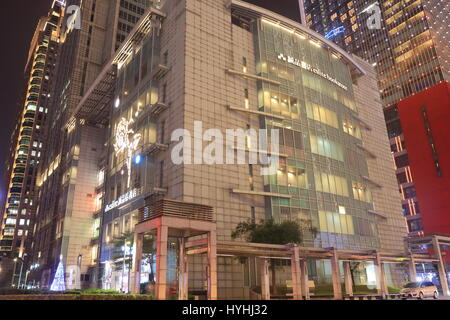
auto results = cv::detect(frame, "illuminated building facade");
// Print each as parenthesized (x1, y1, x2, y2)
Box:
(28, 0, 155, 289)
(398, 82, 450, 241)
(0, 0, 64, 287)
(302, 0, 449, 236)
(379, 0, 449, 236)
(70, 0, 407, 298)
(303, 0, 364, 54)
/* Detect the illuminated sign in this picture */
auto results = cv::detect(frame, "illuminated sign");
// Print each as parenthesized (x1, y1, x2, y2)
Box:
(114, 117, 142, 188)
(105, 189, 138, 213)
(325, 26, 345, 39)
(277, 53, 348, 91)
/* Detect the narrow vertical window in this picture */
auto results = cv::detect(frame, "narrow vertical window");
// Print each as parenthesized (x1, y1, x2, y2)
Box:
(159, 161, 164, 188)
(422, 106, 442, 177)
(242, 57, 247, 73)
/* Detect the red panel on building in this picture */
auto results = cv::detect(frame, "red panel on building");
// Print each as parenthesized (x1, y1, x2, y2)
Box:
(398, 82, 450, 236)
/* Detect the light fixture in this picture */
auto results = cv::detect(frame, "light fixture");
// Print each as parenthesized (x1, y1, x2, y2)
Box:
(115, 98, 120, 108)
(134, 154, 142, 165)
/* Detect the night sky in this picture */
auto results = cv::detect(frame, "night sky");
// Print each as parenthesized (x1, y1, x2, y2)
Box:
(0, 1, 52, 202)
(0, 0, 299, 203)
(243, 0, 301, 22)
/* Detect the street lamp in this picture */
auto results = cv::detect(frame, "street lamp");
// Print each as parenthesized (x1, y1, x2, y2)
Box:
(11, 256, 25, 288)
(121, 241, 130, 293)
(77, 254, 83, 289)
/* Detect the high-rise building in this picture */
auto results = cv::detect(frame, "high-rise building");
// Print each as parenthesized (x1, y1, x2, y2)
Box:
(397, 82, 450, 239)
(304, 0, 362, 54)
(0, 0, 65, 287)
(69, 0, 407, 298)
(28, 0, 156, 289)
(302, 0, 449, 236)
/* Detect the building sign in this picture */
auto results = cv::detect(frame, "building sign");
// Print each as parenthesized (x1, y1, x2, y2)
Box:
(325, 26, 345, 39)
(114, 117, 142, 188)
(105, 189, 138, 213)
(277, 53, 348, 91)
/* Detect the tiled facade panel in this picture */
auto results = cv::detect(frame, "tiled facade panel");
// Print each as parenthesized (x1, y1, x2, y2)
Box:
(353, 56, 407, 251)
(63, 126, 105, 271)
(183, 0, 266, 239)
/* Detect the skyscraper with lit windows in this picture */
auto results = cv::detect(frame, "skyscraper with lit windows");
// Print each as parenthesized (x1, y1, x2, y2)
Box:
(28, 0, 156, 290)
(0, 0, 65, 287)
(302, 0, 449, 236)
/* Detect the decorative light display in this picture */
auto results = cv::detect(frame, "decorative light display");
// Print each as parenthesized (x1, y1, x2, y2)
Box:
(50, 255, 66, 292)
(325, 26, 345, 39)
(114, 117, 142, 188)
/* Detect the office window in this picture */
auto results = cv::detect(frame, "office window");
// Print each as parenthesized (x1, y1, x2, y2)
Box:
(319, 210, 355, 235)
(352, 182, 373, 203)
(342, 119, 361, 139)
(306, 101, 338, 128)
(310, 135, 344, 161)
(314, 172, 349, 197)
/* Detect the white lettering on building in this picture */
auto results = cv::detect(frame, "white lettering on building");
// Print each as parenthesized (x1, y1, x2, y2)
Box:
(105, 189, 138, 213)
(277, 53, 348, 91)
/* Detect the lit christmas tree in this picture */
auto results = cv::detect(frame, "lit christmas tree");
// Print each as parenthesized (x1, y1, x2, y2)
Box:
(50, 255, 66, 292)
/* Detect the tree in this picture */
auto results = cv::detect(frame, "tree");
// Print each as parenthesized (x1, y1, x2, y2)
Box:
(50, 256, 66, 292)
(232, 219, 317, 295)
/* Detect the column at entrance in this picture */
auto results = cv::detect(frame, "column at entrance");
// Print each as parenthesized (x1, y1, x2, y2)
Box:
(432, 236, 450, 297)
(408, 254, 417, 282)
(178, 238, 189, 300)
(260, 258, 270, 300)
(290, 246, 303, 300)
(207, 230, 218, 300)
(374, 252, 388, 297)
(155, 225, 169, 300)
(330, 248, 343, 299)
(131, 232, 144, 294)
(343, 261, 353, 297)
(300, 259, 310, 300)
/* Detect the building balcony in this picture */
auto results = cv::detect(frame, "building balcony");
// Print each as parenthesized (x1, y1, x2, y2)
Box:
(137, 102, 169, 121)
(24, 112, 36, 119)
(22, 120, 34, 128)
(355, 143, 377, 159)
(228, 105, 285, 120)
(151, 64, 170, 80)
(9, 187, 22, 194)
(141, 142, 169, 156)
(225, 69, 281, 86)
(13, 167, 26, 174)
(21, 129, 33, 137)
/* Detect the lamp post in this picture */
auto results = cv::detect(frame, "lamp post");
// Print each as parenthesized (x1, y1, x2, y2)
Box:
(78, 254, 83, 289)
(24, 270, 30, 289)
(12, 256, 25, 288)
(18, 259, 24, 289)
(121, 240, 131, 293)
(11, 258, 17, 287)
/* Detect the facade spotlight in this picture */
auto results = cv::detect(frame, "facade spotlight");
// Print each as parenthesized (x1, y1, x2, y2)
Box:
(134, 154, 142, 165)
